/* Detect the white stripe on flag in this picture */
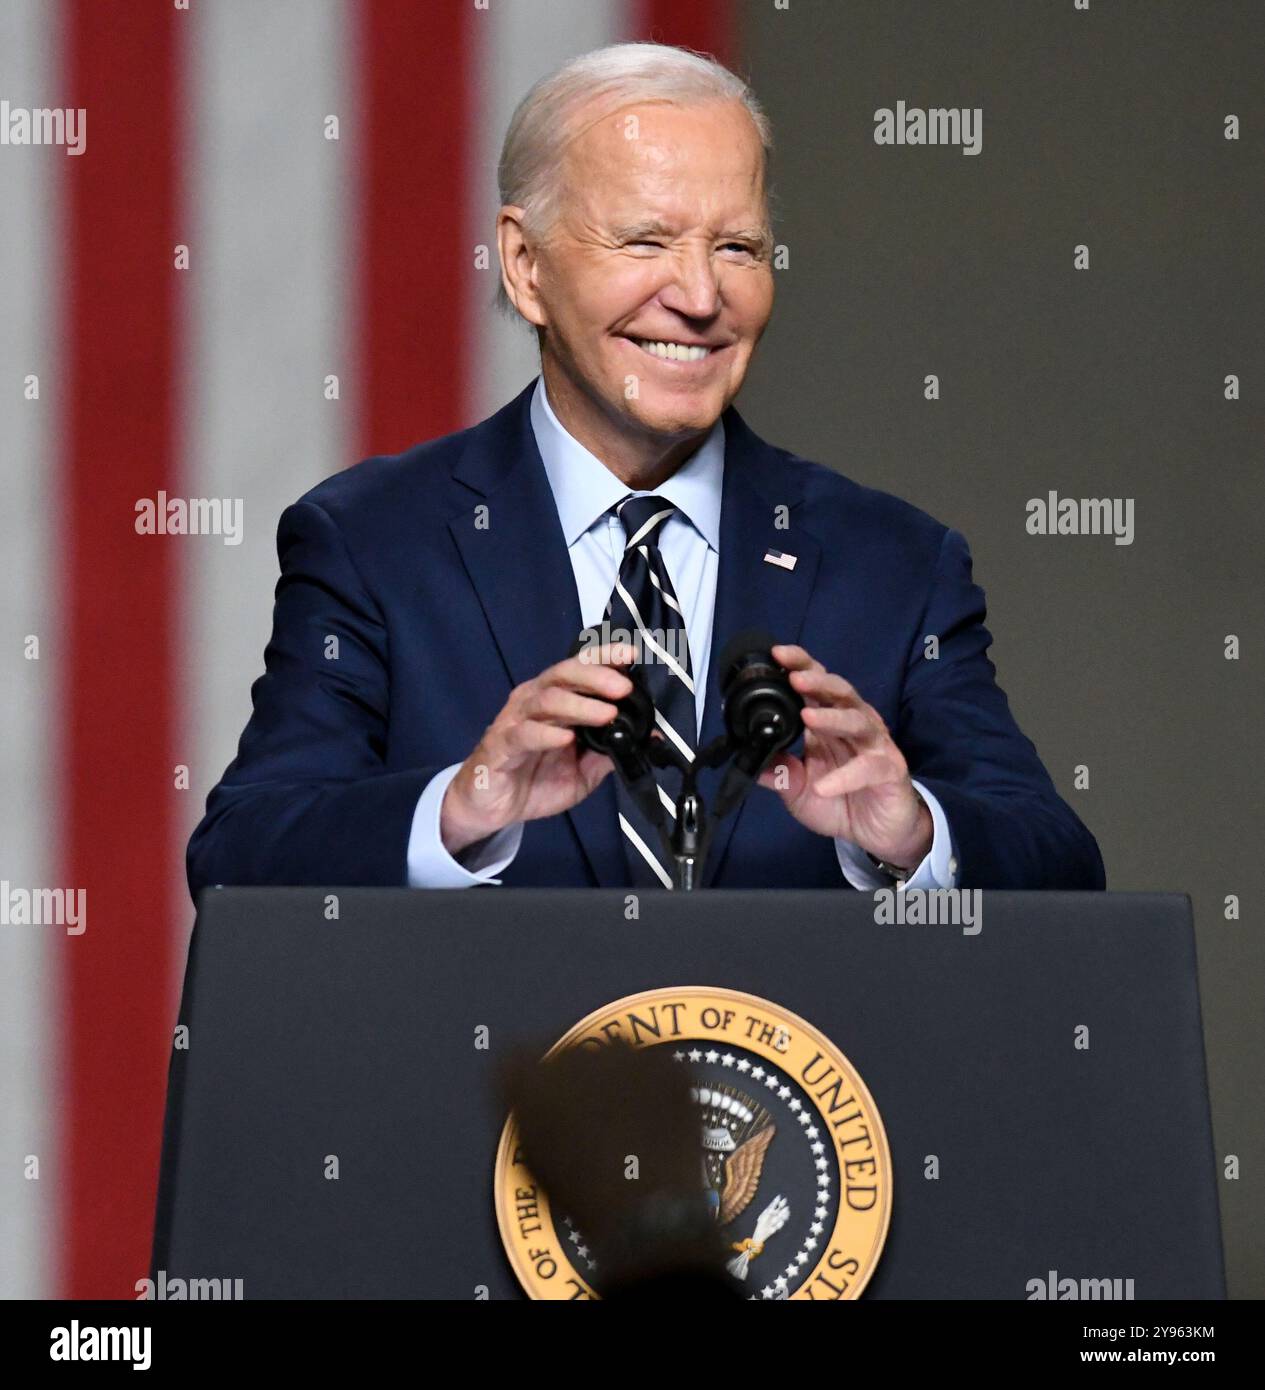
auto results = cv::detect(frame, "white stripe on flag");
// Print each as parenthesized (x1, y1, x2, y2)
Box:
(182, 0, 355, 975)
(0, 0, 57, 1301)
(466, 0, 626, 421)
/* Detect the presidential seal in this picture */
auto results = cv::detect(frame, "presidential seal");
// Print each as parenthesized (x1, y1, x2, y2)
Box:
(494, 986, 892, 1300)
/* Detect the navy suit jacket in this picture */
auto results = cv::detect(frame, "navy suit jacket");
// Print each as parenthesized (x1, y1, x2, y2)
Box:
(187, 379, 1105, 898)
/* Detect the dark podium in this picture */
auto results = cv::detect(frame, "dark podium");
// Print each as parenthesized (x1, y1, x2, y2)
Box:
(152, 889, 1224, 1299)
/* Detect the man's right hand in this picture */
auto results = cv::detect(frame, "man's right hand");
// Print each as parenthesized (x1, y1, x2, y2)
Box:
(439, 642, 637, 856)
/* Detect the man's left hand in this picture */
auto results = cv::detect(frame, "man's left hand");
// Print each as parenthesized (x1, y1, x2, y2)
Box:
(754, 644, 932, 871)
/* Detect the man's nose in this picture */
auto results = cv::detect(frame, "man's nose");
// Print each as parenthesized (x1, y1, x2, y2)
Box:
(660, 243, 723, 320)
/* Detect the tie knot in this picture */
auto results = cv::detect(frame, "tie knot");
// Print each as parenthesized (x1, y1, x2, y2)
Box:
(615, 493, 675, 549)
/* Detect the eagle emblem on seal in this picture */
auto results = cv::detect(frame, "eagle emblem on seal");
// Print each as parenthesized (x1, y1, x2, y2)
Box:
(694, 1083, 791, 1280)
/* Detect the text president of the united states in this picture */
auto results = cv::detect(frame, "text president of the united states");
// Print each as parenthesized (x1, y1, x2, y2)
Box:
(187, 42, 1105, 897)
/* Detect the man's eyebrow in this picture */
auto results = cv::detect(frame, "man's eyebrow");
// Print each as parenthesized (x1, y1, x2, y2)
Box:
(719, 226, 773, 247)
(611, 220, 675, 240)
(611, 220, 772, 248)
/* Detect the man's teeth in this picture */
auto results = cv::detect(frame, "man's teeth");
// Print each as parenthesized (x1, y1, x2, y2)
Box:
(632, 338, 713, 362)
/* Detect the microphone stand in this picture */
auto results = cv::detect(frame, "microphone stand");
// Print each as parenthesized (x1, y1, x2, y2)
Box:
(647, 736, 728, 891)
(647, 718, 789, 891)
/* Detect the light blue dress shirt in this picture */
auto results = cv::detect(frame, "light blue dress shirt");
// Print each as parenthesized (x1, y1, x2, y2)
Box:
(406, 377, 957, 890)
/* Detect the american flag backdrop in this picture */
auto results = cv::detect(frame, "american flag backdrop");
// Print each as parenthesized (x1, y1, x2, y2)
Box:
(0, 0, 738, 1302)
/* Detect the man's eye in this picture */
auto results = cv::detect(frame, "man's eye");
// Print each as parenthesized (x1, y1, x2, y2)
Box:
(722, 242, 755, 255)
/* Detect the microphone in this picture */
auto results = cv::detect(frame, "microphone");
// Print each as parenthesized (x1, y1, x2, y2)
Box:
(568, 630, 667, 837)
(713, 629, 804, 819)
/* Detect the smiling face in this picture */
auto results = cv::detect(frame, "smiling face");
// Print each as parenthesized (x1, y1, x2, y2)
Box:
(500, 97, 775, 473)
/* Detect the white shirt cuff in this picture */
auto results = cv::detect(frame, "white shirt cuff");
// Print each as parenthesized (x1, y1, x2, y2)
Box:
(405, 762, 524, 887)
(834, 779, 958, 891)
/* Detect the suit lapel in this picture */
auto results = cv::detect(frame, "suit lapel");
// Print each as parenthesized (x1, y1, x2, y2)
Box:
(696, 408, 822, 887)
(446, 382, 627, 887)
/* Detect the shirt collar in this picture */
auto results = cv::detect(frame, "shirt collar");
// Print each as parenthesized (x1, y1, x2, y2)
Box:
(530, 375, 724, 551)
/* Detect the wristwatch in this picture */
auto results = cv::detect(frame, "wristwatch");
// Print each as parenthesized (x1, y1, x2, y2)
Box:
(865, 852, 910, 882)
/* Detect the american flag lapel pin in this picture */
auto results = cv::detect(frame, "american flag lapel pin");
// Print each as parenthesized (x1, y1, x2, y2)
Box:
(763, 548, 797, 571)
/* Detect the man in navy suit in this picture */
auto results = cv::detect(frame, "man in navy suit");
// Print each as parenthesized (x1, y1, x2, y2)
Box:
(187, 43, 1104, 899)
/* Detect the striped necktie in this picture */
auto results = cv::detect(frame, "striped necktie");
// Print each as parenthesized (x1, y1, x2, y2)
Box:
(603, 493, 698, 888)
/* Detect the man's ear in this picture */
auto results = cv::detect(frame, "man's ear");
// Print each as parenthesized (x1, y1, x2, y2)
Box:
(496, 205, 547, 328)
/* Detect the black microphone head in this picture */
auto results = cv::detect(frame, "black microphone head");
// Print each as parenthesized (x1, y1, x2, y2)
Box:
(718, 628, 777, 694)
(718, 628, 803, 757)
(569, 627, 655, 758)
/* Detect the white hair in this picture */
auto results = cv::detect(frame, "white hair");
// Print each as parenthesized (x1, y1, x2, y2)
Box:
(495, 41, 774, 319)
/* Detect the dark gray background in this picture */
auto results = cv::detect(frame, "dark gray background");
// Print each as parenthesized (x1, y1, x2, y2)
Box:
(731, 0, 1263, 1297)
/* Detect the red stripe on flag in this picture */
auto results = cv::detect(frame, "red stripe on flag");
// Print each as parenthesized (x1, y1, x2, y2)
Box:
(633, 0, 736, 66)
(356, 0, 473, 456)
(58, 0, 185, 1297)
